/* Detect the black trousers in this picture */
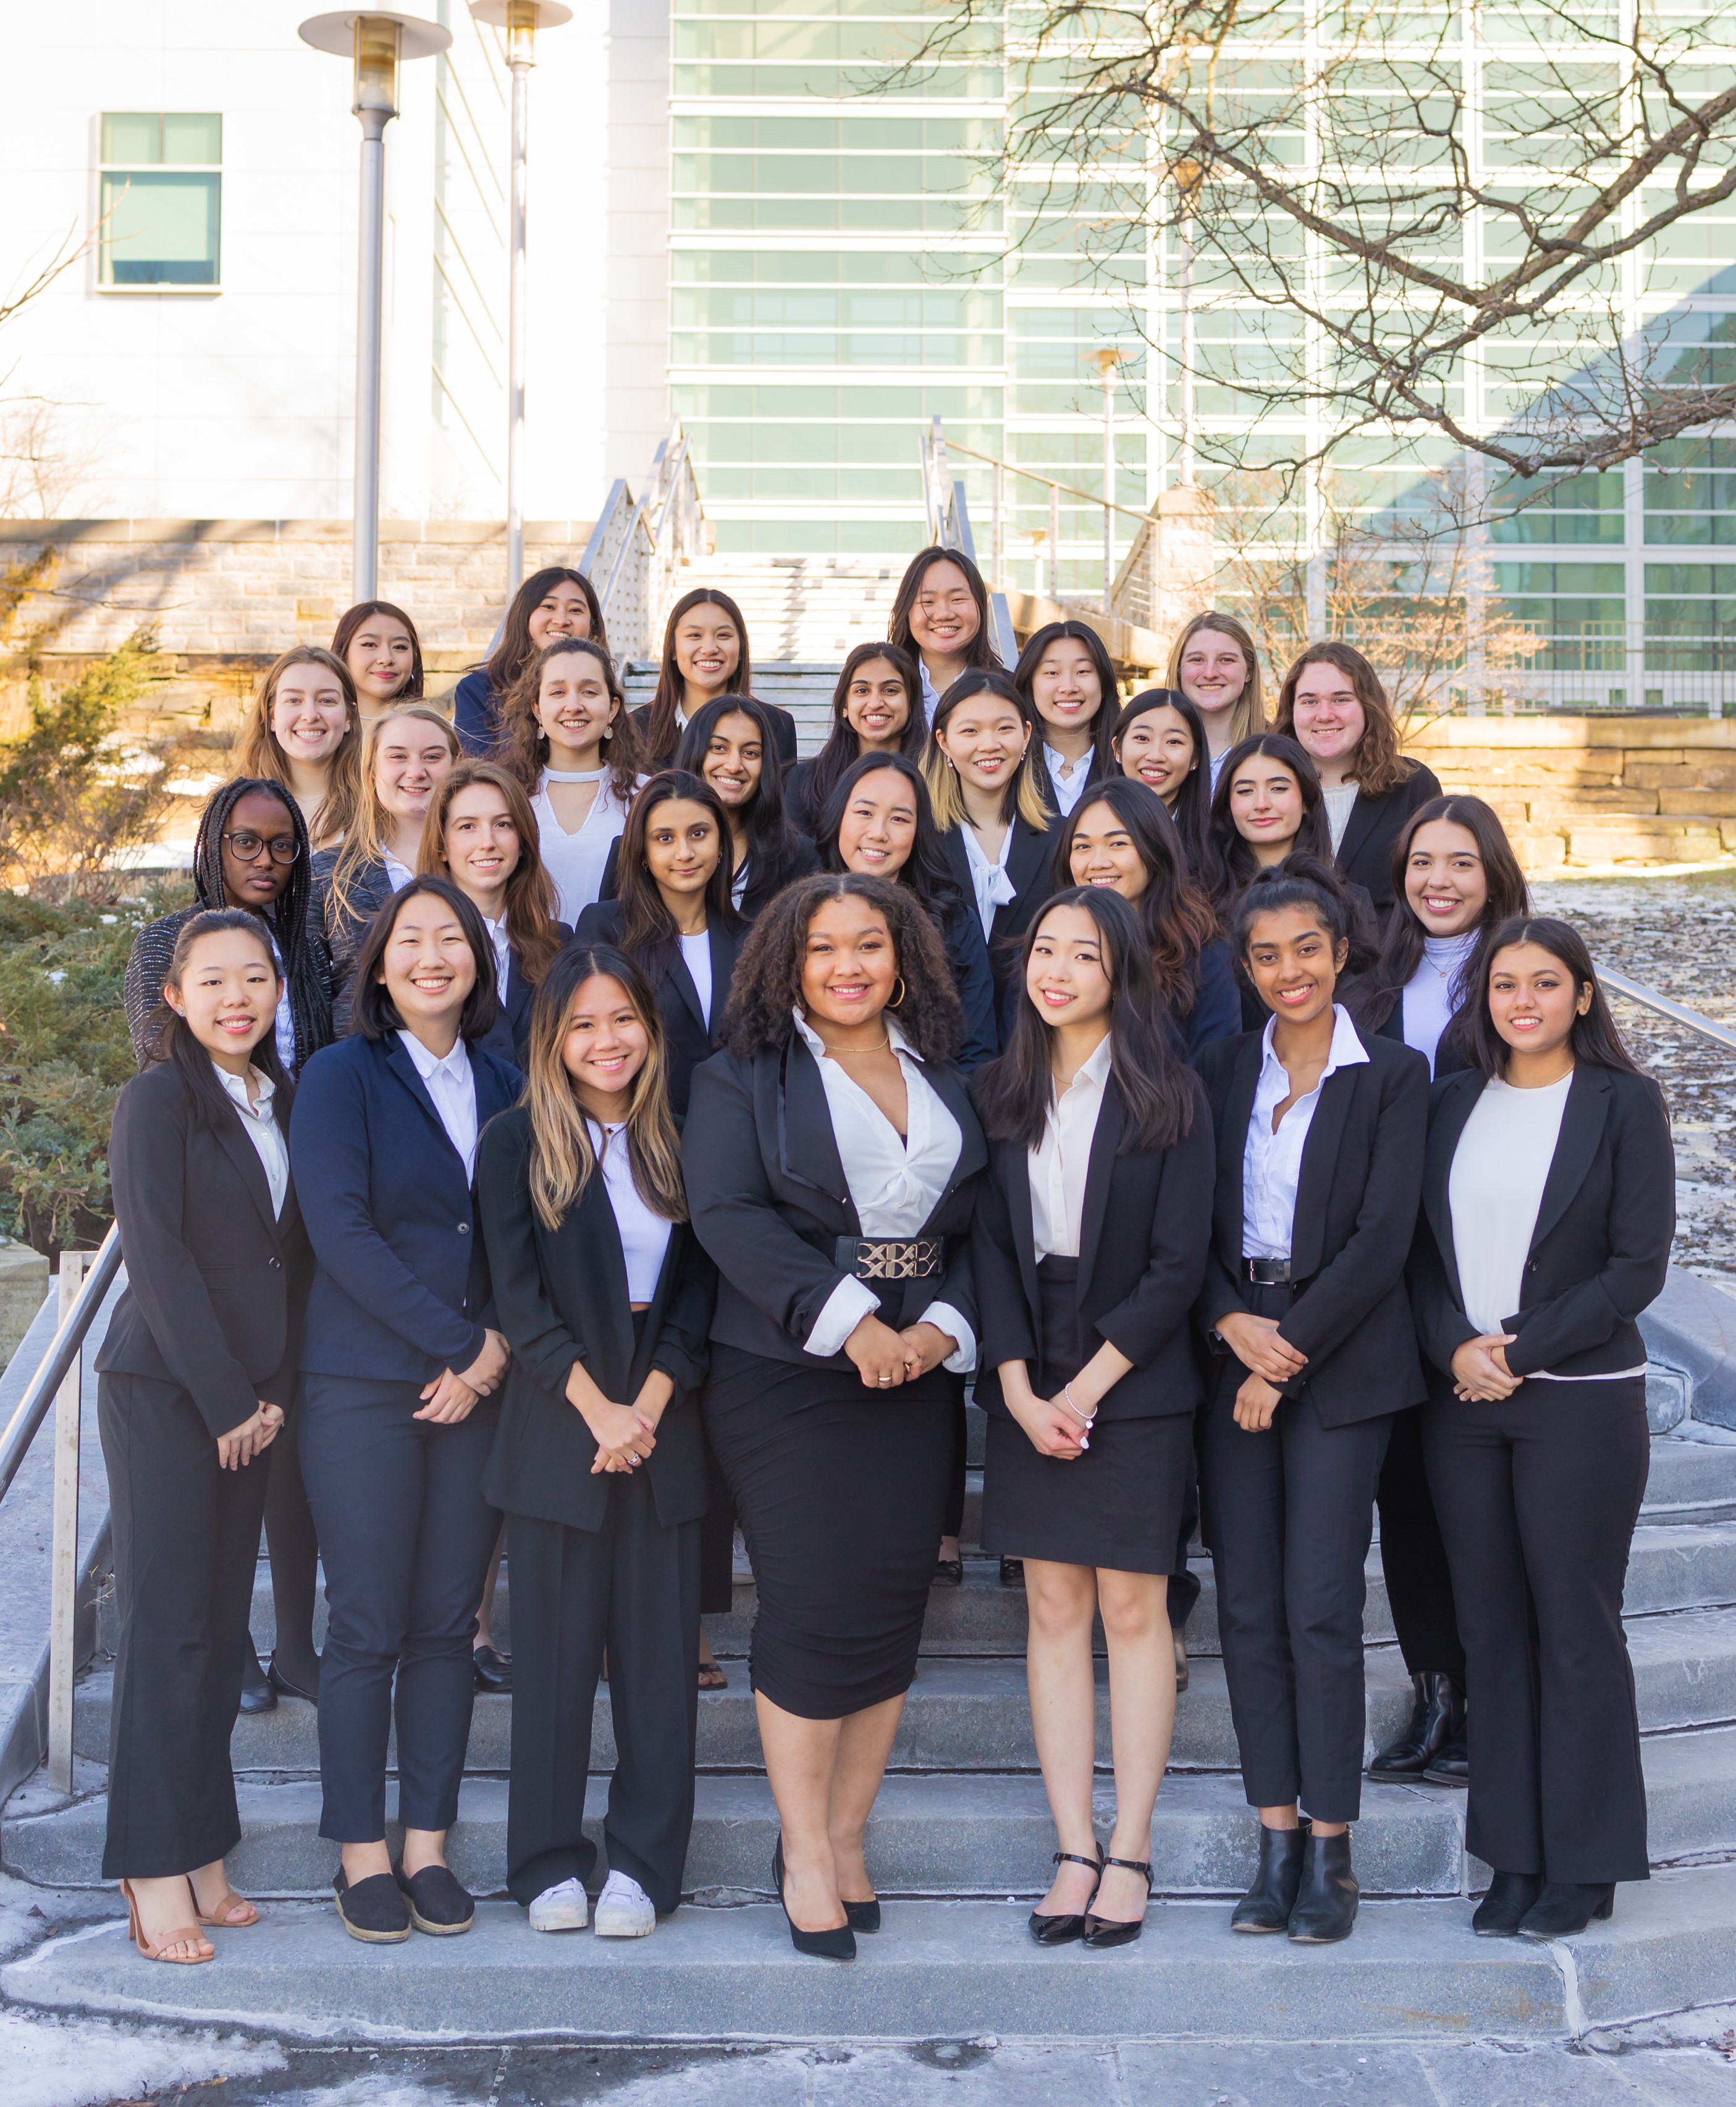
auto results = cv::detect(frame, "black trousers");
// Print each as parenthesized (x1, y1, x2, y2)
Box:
(1199, 1297, 1392, 1825)
(261, 1407, 321, 1684)
(505, 1475, 701, 1913)
(298, 1374, 502, 1843)
(1376, 1405, 1465, 1681)
(1423, 1374, 1650, 1885)
(99, 1373, 268, 1879)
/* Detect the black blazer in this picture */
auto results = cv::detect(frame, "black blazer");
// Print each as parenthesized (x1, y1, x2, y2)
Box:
(476, 925, 571, 1067)
(1195, 1021, 1429, 1426)
(1407, 1062, 1674, 1384)
(1374, 995, 1470, 1079)
(971, 1069, 1215, 1422)
(685, 1033, 987, 1368)
(938, 815, 1060, 1012)
(630, 699, 799, 772)
(476, 1106, 715, 1533)
(96, 1061, 311, 1438)
(1333, 763, 1443, 919)
(570, 900, 746, 1114)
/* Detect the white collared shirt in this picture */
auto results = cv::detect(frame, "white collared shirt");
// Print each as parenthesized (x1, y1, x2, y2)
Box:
(382, 850, 415, 894)
(960, 822, 1017, 943)
(1241, 1005, 1370, 1261)
(790, 1009, 975, 1371)
(589, 1120, 673, 1303)
(400, 1030, 480, 1182)
(214, 1062, 289, 1219)
(679, 930, 714, 1024)
(481, 913, 512, 1001)
(1043, 745, 1092, 817)
(1029, 1034, 1112, 1261)
(919, 661, 940, 723)
(264, 931, 297, 1074)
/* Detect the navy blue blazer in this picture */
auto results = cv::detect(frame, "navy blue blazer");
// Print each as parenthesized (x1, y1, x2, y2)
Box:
(289, 1030, 521, 1384)
(476, 928, 570, 1067)
(938, 815, 1060, 1016)
(453, 670, 502, 758)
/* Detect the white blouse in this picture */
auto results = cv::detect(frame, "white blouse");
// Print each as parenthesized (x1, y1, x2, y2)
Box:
(1401, 931, 1478, 1078)
(679, 930, 714, 1025)
(1321, 783, 1359, 854)
(215, 1064, 288, 1218)
(1029, 1035, 1111, 1260)
(534, 768, 638, 925)
(1042, 746, 1093, 818)
(961, 822, 1016, 943)
(791, 1010, 975, 1371)
(589, 1121, 673, 1303)
(1241, 1006, 1370, 1260)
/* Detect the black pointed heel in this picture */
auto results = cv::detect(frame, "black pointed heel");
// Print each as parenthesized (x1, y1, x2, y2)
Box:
(772, 1835, 854, 1960)
(1028, 1848, 1103, 1946)
(843, 1897, 881, 1933)
(1081, 1856, 1153, 1948)
(1232, 1825, 1305, 1932)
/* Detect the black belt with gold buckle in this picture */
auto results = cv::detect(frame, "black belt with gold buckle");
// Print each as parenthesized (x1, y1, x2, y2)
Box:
(834, 1234, 944, 1282)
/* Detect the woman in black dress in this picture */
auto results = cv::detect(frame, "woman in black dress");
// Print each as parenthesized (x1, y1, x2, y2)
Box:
(685, 873, 985, 1959)
(971, 887, 1213, 1949)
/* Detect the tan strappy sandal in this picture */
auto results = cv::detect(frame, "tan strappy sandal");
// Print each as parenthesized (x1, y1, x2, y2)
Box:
(120, 1878, 214, 1964)
(193, 1889, 260, 1929)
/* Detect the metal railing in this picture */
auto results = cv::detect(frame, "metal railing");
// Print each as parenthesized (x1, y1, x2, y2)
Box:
(579, 423, 710, 663)
(0, 1224, 121, 1793)
(1598, 966, 1736, 1054)
(919, 418, 1019, 668)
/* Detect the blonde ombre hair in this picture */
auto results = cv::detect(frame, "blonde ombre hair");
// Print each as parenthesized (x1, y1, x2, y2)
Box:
(323, 704, 460, 927)
(922, 667, 1051, 831)
(522, 943, 687, 1234)
(1166, 612, 1267, 749)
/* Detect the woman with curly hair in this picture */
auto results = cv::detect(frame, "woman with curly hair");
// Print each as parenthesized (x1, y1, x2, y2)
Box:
(453, 567, 606, 757)
(684, 873, 987, 1960)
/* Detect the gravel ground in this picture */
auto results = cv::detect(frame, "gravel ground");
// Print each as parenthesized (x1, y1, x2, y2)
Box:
(1535, 872, 1736, 1283)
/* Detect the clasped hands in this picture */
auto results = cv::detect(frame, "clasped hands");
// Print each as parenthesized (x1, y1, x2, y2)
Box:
(216, 1401, 284, 1470)
(1216, 1311, 1308, 1432)
(415, 1329, 512, 1424)
(1450, 1332, 1519, 1402)
(844, 1313, 957, 1390)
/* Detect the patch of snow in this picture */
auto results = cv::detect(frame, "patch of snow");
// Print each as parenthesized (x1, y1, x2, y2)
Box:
(0, 2008, 283, 2107)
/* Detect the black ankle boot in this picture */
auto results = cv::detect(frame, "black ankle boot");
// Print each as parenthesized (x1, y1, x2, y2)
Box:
(1287, 1831, 1359, 1943)
(1472, 1871, 1543, 1937)
(1517, 1882, 1616, 1939)
(1368, 1671, 1464, 1781)
(1231, 1825, 1305, 1933)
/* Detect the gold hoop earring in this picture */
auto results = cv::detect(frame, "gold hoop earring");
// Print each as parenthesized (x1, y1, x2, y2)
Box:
(891, 976, 907, 1007)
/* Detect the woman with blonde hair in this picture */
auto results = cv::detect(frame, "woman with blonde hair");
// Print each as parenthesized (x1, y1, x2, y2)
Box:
(234, 647, 364, 851)
(1166, 614, 1267, 786)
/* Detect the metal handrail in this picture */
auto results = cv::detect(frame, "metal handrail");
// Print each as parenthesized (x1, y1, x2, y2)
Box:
(0, 1224, 119, 1507)
(1598, 964, 1736, 1054)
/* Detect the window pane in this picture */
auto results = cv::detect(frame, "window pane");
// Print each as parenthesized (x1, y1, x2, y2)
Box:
(161, 112, 221, 164)
(100, 171, 221, 285)
(101, 112, 161, 162)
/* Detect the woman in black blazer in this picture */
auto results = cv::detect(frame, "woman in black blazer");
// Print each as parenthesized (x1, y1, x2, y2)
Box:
(1270, 644, 1442, 922)
(1013, 620, 1117, 822)
(685, 872, 987, 1959)
(478, 944, 715, 1938)
(1195, 857, 1428, 1944)
(289, 877, 519, 1946)
(675, 696, 817, 918)
(971, 887, 1213, 1950)
(786, 643, 928, 835)
(96, 910, 309, 1962)
(1409, 917, 1673, 1940)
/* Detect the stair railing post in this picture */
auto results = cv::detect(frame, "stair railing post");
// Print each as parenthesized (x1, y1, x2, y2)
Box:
(47, 1250, 89, 1795)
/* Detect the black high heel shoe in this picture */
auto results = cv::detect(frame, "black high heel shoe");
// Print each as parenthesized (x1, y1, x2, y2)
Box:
(1517, 1882, 1616, 1939)
(1028, 1848, 1103, 1946)
(772, 1835, 855, 1960)
(266, 1651, 319, 1704)
(1082, 1855, 1153, 1949)
(843, 1898, 881, 1933)
(238, 1643, 276, 1715)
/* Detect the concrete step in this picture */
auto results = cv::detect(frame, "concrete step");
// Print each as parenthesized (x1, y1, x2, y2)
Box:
(620, 660, 842, 757)
(1640, 1432, 1736, 1525)
(14, 1863, 1736, 2044)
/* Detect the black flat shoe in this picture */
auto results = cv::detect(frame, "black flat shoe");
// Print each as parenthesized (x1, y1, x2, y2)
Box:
(473, 1645, 513, 1694)
(932, 1558, 963, 1588)
(1517, 1882, 1616, 1939)
(267, 1652, 319, 1704)
(1028, 1848, 1103, 1946)
(334, 1869, 410, 1943)
(999, 1557, 1024, 1590)
(1473, 1871, 1544, 1937)
(238, 1646, 276, 1715)
(395, 1862, 476, 1935)
(843, 1897, 881, 1933)
(1287, 1831, 1359, 1943)
(772, 1835, 854, 1960)
(1422, 1734, 1470, 1788)
(1082, 1855, 1152, 1949)
(1368, 1671, 1465, 1781)
(1232, 1825, 1305, 1933)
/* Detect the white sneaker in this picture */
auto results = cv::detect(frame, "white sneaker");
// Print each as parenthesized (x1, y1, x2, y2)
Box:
(528, 1877, 589, 1932)
(592, 1869, 656, 1938)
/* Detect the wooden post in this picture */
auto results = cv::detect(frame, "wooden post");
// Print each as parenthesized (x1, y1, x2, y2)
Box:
(46, 1251, 88, 1794)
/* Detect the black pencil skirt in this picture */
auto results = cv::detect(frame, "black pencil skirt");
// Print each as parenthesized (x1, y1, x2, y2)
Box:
(702, 1343, 954, 1720)
(980, 1256, 1192, 1574)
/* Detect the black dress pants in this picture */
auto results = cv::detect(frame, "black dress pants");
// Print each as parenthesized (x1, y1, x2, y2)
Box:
(1423, 1374, 1650, 1885)
(298, 1374, 502, 1842)
(1199, 1306, 1392, 1825)
(261, 1407, 321, 1684)
(99, 1373, 268, 1879)
(1376, 1404, 1465, 1681)
(505, 1472, 701, 1914)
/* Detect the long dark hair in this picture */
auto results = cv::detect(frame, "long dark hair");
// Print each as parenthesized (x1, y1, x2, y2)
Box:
(644, 587, 752, 767)
(1355, 796, 1531, 1040)
(888, 547, 1001, 675)
(801, 642, 927, 822)
(1229, 849, 1380, 984)
(924, 668, 1051, 831)
(1461, 915, 1643, 1080)
(1111, 688, 1218, 892)
(332, 600, 425, 702)
(1208, 733, 1333, 902)
(677, 694, 807, 898)
(1050, 776, 1217, 1009)
(349, 875, 500, 1043)
(817, 751, 966, 925)
(154, 909, 295, 1127)
(192, 776, 332, 1067)
(1013, 620, 1119, 780)
(497, 637, 641, 807)
(973, 886, 1195, 1152)
(723, 871, 963, 1063)
(615, 769, 744, 956)
(478, 566, 607, 700)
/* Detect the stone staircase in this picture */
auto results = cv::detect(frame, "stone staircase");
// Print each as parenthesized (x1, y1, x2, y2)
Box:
(8, 1419, 1736, 2041)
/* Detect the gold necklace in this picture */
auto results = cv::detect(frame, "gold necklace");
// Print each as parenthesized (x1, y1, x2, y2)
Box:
(825, 1038, 892, 1056)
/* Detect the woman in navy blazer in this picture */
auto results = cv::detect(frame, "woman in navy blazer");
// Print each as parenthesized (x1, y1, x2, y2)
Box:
(290, 877, 519, 1946)
(1194, 857, 1428, 1944)
(1409, 917, 1673, 1940)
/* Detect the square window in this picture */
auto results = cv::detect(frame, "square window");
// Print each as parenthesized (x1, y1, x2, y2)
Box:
(99, 113, 221, 290)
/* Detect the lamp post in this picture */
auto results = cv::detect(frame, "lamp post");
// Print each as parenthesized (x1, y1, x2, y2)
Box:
(1092, 347, 1123, 616)
(300, 9, 451, 602)
(471, 0, 571, 597)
